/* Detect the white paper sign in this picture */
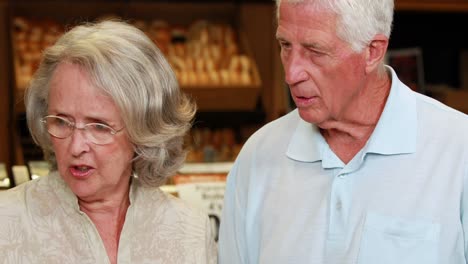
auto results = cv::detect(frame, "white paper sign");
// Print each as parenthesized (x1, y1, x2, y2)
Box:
(11, 165, 31, 186)
(28, 161, 49, 179)
(0, 163, 7, 180)
(0, 163, 10, 188)
(175, 175, 226, 241)
(12, 165, 30, 186)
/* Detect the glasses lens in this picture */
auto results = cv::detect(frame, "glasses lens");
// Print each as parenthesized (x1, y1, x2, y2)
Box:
(86, 123, 115, 145)
(44, 116, 72, 139)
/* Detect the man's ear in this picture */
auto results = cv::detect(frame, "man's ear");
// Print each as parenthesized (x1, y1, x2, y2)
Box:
(365, 34, 389, 73)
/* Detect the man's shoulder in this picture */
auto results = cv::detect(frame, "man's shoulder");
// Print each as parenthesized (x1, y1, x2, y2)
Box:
(233, 109, 302, 164)
(247, 109, 301, 144)
(415, 92, 468, 130)
(413, 92, 468, 149)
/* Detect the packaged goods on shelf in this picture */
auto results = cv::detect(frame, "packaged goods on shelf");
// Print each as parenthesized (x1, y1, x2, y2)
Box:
(185, 127, 242, 163)
(12, 17, 64, 91)
(11, 16, 261, 111)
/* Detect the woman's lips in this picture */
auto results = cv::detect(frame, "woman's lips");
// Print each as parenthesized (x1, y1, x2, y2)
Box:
(69, 165, 94, 178)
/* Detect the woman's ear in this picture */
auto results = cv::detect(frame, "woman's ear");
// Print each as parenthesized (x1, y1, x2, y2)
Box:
(365, 34, 389, 73)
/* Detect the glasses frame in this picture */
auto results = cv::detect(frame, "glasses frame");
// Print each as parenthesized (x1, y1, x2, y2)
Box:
(40, 115, 124, 145)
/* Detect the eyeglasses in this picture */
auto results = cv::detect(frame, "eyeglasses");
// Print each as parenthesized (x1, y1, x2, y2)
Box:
(40, 115, 124, 145)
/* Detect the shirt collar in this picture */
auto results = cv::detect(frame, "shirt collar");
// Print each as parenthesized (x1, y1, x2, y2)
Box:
(286, 116, 326, 162)
(286, 66, 417, 163)
(365, 66, 417, 155)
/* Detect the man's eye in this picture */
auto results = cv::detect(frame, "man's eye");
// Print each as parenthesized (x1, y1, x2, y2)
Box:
(279, 41, 291, 49)
(307, 48, 326, 57)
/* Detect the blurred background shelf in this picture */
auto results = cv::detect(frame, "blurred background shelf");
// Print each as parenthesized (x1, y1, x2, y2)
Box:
(1, 1, 279, 185)
(396, 0, 468, 12)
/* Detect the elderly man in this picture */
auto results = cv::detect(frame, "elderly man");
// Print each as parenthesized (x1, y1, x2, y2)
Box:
(218, 0, 468, 263)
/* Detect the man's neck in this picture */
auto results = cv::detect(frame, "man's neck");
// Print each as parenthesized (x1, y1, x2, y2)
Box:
(319, 70, 391, 163)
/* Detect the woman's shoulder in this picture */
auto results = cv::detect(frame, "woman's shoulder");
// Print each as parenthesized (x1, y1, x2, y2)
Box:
(0, 178, 46, 237)
(165, 192, 210, 222)
(0, 178, 37, 212)
(0, 185, 24, 216)
(0, 175, 58, 216)
(135, 184, 209, 223)
(130, 184, 216, 263)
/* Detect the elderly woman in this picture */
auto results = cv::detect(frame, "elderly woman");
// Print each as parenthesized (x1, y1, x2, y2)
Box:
(0, 20, 216, 263)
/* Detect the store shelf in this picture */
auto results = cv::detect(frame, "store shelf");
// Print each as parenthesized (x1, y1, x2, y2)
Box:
(178, 162, 234, 175)
(5, 1, 270, 170)
(396, 0, 468, 12)
(182, 84, 260, 112)
(10, 2, 262, 112)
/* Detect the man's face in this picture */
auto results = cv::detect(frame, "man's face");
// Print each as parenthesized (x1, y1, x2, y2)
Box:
(276, 2, 368, 127)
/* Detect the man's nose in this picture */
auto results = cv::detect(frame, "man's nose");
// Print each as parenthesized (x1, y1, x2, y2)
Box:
(283, 49, 309, 86)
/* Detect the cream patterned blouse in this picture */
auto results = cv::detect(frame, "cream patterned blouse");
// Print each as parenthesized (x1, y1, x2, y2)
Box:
(0, 171, 217, 264)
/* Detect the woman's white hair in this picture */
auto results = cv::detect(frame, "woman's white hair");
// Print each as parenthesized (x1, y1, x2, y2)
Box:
(276, 0, 394, 52)
(25, 20, 196, 187)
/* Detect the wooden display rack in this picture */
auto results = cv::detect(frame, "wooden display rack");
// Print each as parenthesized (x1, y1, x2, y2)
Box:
(395, 0, 468, 12)
(9, 2, 262, 112)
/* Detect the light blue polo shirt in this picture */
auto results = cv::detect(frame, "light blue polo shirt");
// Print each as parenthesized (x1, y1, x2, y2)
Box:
(219, 67, 468, 264)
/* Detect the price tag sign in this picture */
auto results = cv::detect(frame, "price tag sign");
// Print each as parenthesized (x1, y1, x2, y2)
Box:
(12, 165, 30, 186)
(175, 173, 227, 241)
(0, 163, 10, 188)
(28, 161, 49, 179)
(0, 163, 7, 180)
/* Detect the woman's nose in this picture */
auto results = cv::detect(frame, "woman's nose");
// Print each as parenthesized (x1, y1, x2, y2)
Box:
(69, 128, 91, 157)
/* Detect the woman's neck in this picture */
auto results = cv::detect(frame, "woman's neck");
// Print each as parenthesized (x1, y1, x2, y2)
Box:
(79, 188, 130, 264)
